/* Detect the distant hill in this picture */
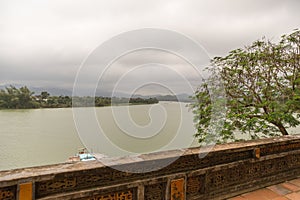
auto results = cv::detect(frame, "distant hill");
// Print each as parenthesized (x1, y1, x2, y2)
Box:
(132, 93, 194, 102)
(31, 87, 72, 96)
(0, 84, 195, 102)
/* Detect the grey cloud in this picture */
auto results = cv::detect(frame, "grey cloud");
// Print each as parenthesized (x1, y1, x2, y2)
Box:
(0, 0, 299, 95)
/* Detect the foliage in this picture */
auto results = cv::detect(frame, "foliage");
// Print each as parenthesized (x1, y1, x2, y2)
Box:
(129, 97, 159, 104)
(0, 86, 38, 109)
(191, 29, 300, 144)
(0, 85, 159, 109)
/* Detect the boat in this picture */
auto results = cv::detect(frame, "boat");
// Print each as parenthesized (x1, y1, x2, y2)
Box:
(67, 148, 96, 162)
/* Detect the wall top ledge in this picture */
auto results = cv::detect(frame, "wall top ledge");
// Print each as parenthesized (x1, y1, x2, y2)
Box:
(1, 134, 300, 183)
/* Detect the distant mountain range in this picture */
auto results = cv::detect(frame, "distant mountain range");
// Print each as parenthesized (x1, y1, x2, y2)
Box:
(132, 93, 194, 102)
(0, 84, 194, 102)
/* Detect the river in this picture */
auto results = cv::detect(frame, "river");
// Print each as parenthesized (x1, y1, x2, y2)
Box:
(0, 102, 198, 171)
(1, 101, 299, 171)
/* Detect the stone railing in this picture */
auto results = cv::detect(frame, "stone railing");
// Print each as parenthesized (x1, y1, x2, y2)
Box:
(1, 135, 300, 200)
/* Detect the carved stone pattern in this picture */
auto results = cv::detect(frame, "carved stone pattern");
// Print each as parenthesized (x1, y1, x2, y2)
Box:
(0, 186, 16, 200)
(260, 142, 300, 156)
(79, 189, 136, 200)
(35, 142, 300, 198)
(36, 177, 76, 197)
(36, 169, 133, 198)
(187, 175, 205, 197)
(76, 169, 131, 187)
(144, 182, 166, 200)
(206, 153, 300, 191)
(35, 150, 252, 198)
(165, 150, 253, 174)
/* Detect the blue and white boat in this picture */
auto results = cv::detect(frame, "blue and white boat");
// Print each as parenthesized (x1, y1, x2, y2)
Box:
(68, 148, 96, 162)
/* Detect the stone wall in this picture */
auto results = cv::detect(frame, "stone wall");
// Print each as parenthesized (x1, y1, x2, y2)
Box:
(1, 135, 300, 200)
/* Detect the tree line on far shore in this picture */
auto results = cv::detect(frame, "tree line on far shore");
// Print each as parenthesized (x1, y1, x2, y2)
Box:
(0, 85, 158, 109)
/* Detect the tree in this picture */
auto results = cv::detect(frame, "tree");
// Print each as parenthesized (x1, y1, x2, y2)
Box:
(191, 29, 300, 143)
(40, 91, 50, 100)
(18, 86, 36, 108)
(0, 85, 37, 109)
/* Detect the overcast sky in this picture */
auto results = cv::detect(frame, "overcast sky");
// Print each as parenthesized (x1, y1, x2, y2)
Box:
(0, 0, 299, 95)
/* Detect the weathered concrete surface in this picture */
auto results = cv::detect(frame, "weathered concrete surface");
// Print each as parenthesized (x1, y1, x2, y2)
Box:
(1, 135, 300, 199)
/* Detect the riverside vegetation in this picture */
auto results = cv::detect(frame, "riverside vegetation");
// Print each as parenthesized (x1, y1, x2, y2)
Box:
(192, 29, 300, 143)
(0, 85, 159, 109)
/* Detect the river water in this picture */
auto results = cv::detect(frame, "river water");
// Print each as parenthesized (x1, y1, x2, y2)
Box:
(1, 101, 299, 171)
(0, 102, 197, 171)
